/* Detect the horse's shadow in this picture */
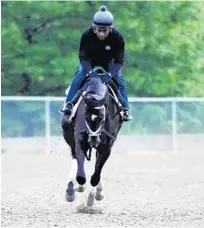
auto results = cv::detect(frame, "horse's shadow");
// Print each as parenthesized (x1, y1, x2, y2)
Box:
(75, 203, 103, 214)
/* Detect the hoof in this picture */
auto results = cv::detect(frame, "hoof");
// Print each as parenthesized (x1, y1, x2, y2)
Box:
(87, 192, 95, 207)
(76, 176, 86, 185)
(75, 184, 85, 192)
(95, 192, 104, 201)
(65, 181, 75, 202)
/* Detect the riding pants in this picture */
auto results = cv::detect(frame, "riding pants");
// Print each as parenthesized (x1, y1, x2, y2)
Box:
(66, 65, 130, 109)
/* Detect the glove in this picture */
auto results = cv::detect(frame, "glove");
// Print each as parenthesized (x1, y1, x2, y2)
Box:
(101, 72, 112, 84)
(87, 69, 98, 78)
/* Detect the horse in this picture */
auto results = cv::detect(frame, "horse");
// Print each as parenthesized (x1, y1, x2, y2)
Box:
(61, 66, 123, 206)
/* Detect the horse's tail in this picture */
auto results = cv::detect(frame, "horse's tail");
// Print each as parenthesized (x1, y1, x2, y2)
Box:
(84, 147, 92, 161)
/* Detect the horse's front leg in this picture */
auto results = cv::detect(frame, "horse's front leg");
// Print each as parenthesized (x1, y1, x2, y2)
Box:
(75, 133, 89, 187)
(65, 133, 89, 202)
(65, 156, 86, 202)
(87, 148, 110, 206)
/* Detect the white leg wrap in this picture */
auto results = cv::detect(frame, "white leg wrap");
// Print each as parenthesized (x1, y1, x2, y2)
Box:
(67, 159, 77, 183)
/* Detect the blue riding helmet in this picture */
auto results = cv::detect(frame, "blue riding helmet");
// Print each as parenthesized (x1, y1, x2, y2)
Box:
(93, 5, 114, 26)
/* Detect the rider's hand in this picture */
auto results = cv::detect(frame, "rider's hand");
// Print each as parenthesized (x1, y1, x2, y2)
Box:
(87, 69, 98, 78)
(101, 72, 112, 84)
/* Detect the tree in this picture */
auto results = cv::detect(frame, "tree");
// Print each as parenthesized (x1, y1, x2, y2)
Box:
(1, 1, 204, 97)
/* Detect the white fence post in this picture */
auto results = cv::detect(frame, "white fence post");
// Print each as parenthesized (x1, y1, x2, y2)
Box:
(172, 101, 178, 154)
(45, 99, 51, 155)
(1, 96, 204, 154)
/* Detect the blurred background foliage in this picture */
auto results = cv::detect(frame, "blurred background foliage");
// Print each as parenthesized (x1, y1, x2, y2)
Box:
(1, 100, 204, 137)
(1, 1, 204, 136)
(2, 1, 204, 96)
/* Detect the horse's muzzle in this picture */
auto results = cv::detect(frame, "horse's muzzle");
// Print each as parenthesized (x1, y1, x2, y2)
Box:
(88, 135, 101, 148)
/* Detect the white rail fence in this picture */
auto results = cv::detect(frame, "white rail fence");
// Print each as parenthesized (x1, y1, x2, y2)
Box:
(1, 96, 204, 154)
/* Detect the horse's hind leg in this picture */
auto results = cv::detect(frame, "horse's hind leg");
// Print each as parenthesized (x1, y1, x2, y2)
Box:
(87, 177, 104, 206)
(61, 115, 76, 159)
(95, 179, 104, 201)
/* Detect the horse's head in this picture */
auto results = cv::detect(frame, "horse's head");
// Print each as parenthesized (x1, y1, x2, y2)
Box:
(83, 67, 108, 148)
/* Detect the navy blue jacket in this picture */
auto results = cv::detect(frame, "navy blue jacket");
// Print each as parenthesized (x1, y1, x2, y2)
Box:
(79, 26, 125, 76)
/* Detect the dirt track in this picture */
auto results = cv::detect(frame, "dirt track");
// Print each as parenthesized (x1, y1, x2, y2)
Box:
(1, 137, 204, 227)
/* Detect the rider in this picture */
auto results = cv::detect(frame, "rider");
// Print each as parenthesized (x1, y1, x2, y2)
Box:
(64, 5, 133, 121)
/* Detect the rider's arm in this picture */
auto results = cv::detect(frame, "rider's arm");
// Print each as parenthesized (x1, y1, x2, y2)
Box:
(109, 50, 124, 76)
(79, 33, 92, 75)
(109, 34, 125, 76)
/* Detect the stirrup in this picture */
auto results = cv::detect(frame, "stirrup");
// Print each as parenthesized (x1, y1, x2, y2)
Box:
(59, 102, 73, 114)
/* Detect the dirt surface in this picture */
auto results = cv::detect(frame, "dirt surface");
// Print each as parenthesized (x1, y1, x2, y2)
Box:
(1, 138, 204, 227)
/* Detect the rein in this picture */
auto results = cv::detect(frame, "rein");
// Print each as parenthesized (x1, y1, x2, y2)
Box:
(85, 105, 105, 137)
(85, 147, 92, 161)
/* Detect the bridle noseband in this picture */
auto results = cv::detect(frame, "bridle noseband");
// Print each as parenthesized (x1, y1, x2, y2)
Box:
(85, 105, 105, 138)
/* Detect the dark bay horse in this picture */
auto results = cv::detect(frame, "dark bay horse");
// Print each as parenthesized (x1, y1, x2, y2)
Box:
(61, 67, 122, 206)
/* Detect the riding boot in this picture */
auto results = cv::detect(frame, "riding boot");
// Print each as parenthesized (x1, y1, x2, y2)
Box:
(122, 108, 133, 122)
(64, 89, 83, 116)
(113, 71, 133, 122)
(118, 89, 133, 121)
(64, 102, 74, 116)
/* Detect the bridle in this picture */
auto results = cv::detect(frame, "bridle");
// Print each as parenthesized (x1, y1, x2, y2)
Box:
(85, 105, 105, 138)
